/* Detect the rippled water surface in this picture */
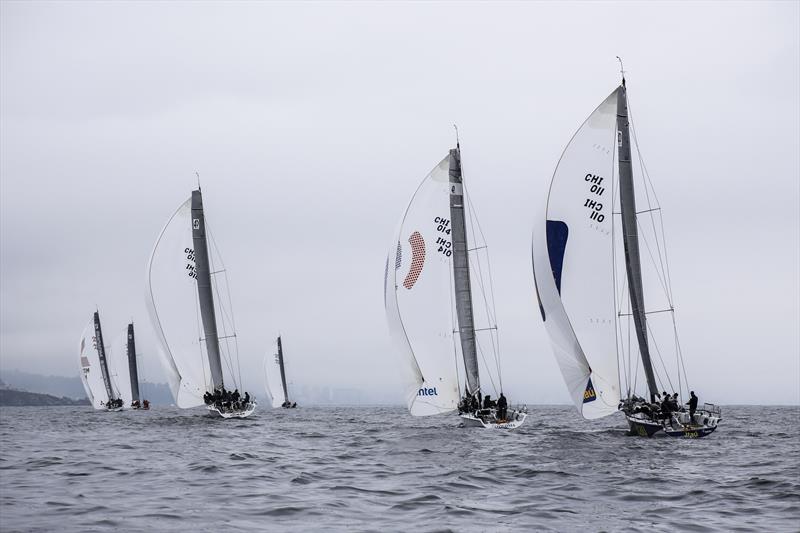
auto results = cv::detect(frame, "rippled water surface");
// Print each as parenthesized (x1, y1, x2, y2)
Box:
(1, 405, 798, 532)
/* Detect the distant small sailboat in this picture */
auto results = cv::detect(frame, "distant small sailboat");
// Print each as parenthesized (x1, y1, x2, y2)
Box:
(111, 323, 150, 410)
(385, 141, 527, 429)
(532, 63, 721, 438)
(146, 187, 255, 418)
(78, 311, 124, 411)
(263, 336, 297, 408)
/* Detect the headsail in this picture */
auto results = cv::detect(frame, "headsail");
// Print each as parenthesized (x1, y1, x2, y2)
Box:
(384, 154, 461, 416)
(146, 197, 212, 408)
(532, 89, 621, 419)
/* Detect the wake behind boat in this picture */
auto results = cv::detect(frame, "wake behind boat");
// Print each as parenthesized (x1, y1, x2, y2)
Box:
(146, 186, 255, 419)
(532, 63, 720, 438)
(384, 140, 526, 429)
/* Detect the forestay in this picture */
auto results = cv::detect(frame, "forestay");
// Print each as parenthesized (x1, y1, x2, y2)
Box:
(384, 155, 461, 416)
(146, 197, 213, 408)
(532, 89, 621, 419)
(263, 337, 287, 408)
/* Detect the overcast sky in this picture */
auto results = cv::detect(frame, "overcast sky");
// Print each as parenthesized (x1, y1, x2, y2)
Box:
(1, 1, 798, 405)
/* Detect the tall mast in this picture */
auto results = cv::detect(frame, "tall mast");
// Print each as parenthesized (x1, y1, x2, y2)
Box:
(277, 336, 289, 404)
(127, 323, 140, 403)
(616, 79, 658, 401)
(93, 311, 117, 402)
(448, 147, 480, 396)
(191, 189, 225, 390)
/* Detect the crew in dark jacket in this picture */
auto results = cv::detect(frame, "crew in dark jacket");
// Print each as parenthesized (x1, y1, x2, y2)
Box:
(686, 391, 699, 423)
(497, 393, 508, 420)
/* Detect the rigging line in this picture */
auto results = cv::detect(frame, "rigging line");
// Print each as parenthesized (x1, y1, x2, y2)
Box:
(462, 183, 502, 384)
(207, 222, 243, 389)
(208, 240, 237, 389)
(475, 336, 499, 396)
(628, 97, 675, 305)
(646, 320, 676, 394)
(619, 308, 674, 316)
(461, 185, 498, 351)
(635, 217, 673, 303)
(656, 210, 676, 307)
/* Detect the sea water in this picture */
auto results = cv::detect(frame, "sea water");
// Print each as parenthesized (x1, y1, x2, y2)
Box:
(0, 405, 798, 532)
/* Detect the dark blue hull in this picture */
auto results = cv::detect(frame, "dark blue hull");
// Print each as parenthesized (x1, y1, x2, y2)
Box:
(626, 416, 665, 437)
(664, 425, 717, 439)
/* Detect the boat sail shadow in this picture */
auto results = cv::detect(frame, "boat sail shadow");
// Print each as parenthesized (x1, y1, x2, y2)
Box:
(532, 63, 721, 439)
(385, 140, 526, 429)
(146, 187, 256, 419)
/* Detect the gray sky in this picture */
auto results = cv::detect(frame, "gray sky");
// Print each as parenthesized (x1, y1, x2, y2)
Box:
(1, 1, 798, 405)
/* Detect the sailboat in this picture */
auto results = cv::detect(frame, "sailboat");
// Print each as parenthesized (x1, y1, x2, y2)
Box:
(384, 141, 527, 429)
(78, 310, 124, 411)
(532, 64, 721, 438)
(263, 336, 297, 408)
(146, 187, 256, 418)
(111, 323, 150, 410)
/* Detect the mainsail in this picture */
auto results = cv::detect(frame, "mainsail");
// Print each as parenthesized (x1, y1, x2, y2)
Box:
(532, 89, 622, 419)
(78, 311, 120, 409)
(127, 323, 141, 403)
(263, 336, 290, 408)
(146, 193, 213, 408)
(384, 153, 463, 416)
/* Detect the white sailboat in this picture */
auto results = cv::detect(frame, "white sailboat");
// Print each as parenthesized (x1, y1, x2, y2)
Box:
(532, 64, 721, 438)
(385, 141, 527, 429)
(146, 187, 256, 418)
(263, 336, 297, 408)
(78, 310, 124, 411)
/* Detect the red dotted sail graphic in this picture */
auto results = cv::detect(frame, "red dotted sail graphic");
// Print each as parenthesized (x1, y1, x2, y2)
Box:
(403, 231, 425, 289)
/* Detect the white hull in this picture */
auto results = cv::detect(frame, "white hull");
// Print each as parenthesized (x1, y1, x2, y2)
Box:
(459, 409, 527, 430)
(206, 402, 256, 419)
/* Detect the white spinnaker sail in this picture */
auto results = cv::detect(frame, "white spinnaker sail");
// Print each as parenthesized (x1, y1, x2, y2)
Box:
(385, 155, 461, 416)
(146, 198, 212, 408)
(78, 319, 111, 410)
(109, 330, 133, 407)
(532, 89, 621, 419)
(263, 338, 286, 408)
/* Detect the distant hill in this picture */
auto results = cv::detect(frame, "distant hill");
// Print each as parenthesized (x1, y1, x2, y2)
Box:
(0, 369, 175, 405)
(0, 388, 91, 406)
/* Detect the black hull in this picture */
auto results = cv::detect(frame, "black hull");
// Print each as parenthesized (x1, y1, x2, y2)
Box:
(664, 426, 717, 439)
(626, 417, 664, 438)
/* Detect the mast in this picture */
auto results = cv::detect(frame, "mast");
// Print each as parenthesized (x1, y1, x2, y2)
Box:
(191, 189, 225, 390)
(277, 336, 289, 404)
(93, 311, 117, 402)
(448, 147, 480, 396)
(616, 80, 658, 401)
(127, 323, 140, 403)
